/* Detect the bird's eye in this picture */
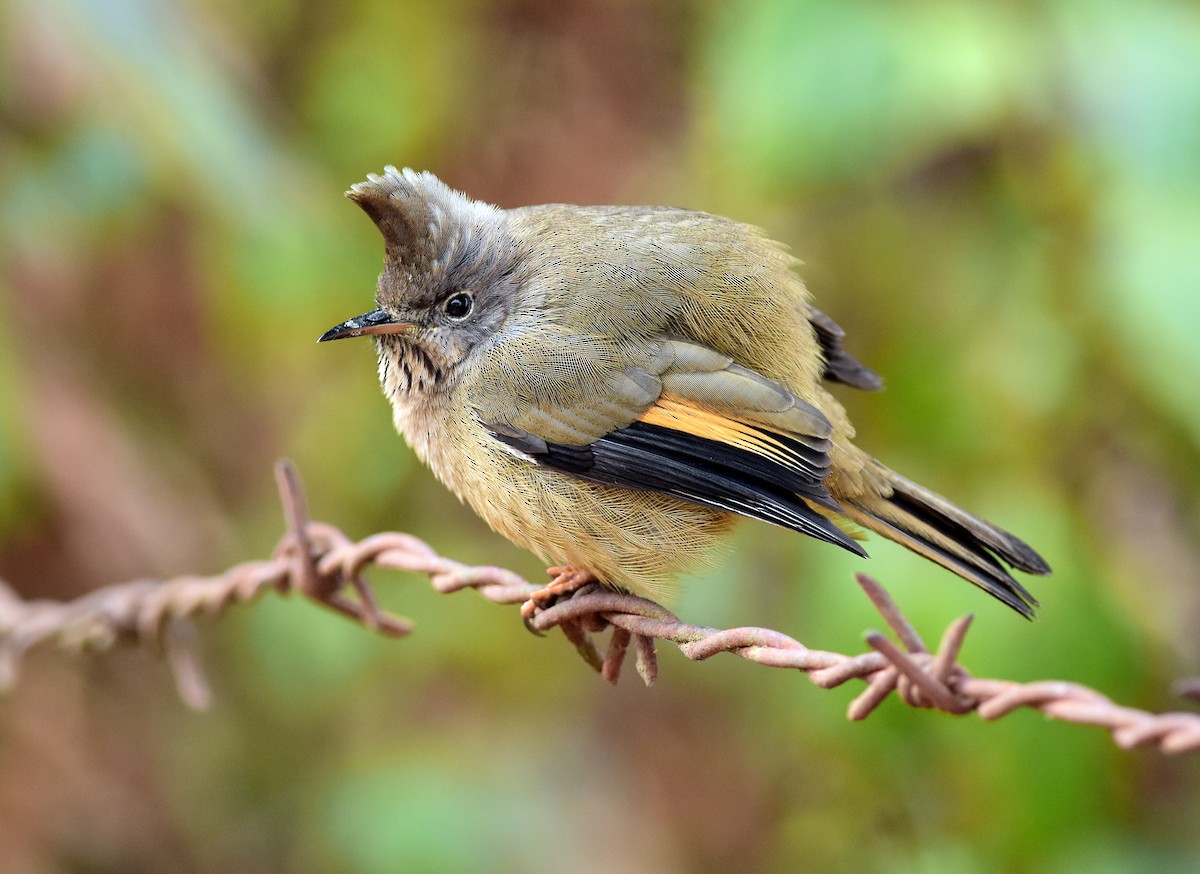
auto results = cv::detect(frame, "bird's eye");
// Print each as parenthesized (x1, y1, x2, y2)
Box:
(444, 292, 473, 320)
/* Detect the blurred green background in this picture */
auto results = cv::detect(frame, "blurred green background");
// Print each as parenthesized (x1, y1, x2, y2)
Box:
(2, 0, 1199, 870)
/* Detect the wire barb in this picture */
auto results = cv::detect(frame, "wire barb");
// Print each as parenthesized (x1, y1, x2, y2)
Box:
(0, 461, 1196, 755)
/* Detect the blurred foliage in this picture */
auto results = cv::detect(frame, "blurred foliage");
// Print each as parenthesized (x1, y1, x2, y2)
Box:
(2, 0, 1199, 871)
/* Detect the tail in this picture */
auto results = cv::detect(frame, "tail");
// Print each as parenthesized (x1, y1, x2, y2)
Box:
(840, 464, 1051, 618)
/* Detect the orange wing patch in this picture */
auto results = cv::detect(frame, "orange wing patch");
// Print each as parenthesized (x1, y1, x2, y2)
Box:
(638, 395, 822, 478)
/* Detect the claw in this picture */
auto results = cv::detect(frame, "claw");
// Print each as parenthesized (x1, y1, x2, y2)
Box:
(519, 566, 598, 636)
(520, 599, 545, 636)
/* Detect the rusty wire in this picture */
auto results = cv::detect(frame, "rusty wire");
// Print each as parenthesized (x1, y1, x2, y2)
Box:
(0, 461, 1197, 754)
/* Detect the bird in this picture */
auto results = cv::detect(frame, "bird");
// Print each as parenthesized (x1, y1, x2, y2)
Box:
(320, 167, 1050, 618)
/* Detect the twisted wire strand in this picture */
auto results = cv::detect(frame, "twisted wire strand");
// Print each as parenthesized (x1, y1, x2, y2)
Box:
(0, 461, 1196, 754)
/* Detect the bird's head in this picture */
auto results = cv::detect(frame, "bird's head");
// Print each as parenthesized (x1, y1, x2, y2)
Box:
(320, 167, 520, 399)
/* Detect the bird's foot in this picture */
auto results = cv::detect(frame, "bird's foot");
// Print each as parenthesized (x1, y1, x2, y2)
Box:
(521, 567, 599, 634)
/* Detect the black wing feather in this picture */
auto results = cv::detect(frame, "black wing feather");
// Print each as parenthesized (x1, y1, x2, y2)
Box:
(488, 420, 867, 558)
(806, 305, 884, 391)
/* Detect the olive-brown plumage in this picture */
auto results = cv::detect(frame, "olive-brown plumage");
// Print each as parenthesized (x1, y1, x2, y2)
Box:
(322, 167, 1051, 616)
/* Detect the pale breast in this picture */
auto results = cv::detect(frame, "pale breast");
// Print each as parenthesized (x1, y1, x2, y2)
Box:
(411, 402, 735, 600)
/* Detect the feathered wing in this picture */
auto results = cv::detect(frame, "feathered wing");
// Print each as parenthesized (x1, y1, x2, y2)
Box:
(477, 337, 866, 558)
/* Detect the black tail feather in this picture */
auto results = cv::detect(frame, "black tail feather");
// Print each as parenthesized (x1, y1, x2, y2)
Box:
(845, 467, 1050, 619)
(886, 471, 1052, 576)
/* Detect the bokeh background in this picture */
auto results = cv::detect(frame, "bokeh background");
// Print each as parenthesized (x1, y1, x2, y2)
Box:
(3, 0, 1200, 870)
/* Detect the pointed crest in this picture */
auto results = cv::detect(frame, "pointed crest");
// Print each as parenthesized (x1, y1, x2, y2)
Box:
(346, 167, 502, 294)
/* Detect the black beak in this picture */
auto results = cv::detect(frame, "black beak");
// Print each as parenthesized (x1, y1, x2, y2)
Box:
(318, 308, 417, 342)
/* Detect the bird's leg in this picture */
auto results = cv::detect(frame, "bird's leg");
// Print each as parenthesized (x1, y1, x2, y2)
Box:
(520, 566, 599, 628)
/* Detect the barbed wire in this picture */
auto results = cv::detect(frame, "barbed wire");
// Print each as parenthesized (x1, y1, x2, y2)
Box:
(0, 460, 1197, 754)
